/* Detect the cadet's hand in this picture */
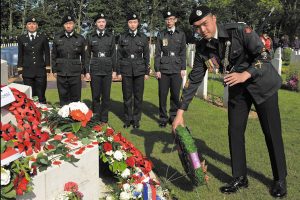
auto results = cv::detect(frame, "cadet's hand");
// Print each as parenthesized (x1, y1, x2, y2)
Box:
(85, 73, 91, 81)
(172, 109, 185, 132)
(181, 70, 186, 78)
(144, 75, 149, 80)
(112, 72, 117, 79)
(224, 71, 251, 86)
(156, 72, 161, 79)
(53, 73, 57, 78)
(81, 74, 85, 80)
(117, 74, 122, 80)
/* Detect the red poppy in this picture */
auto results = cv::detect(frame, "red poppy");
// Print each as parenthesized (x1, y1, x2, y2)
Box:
(106, 127, 114, 136)
(53, 161, 62, 165)
(143, 160, 153, 173)
(93, 125, 102, 132)
(113, 133, 122, 142)
(54, 134, 63, 141)
(13, 172, 29, 195)
(103, 142, 113, 152)
(126, 156, 135, 168)
(87, 145, 94, 148)
(75, 147, 86, 155)
(70, 110, 86, 122)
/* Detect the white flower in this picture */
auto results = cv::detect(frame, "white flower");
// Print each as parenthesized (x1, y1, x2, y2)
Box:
(54, 191, 71, 200)
(58, 105, 70, 118)
(41, 126, 51, 134)
(107, 136, 113, 142)
(121, 168, 131, 179)
(106, 150, 114, 156)
(122, 183, 131, 192)
(113, 150, 123, 161)
(69, 102, 89, 114)
(135, 183, 143, 192)
(106, 195, 114, 200)
(119, 191, 131, 200)
(1, 168, 11, 186)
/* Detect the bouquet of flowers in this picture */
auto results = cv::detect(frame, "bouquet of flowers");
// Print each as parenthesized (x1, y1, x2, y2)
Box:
(55, 182, 83, 200)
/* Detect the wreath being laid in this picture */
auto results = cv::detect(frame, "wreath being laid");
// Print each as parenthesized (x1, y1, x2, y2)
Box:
(174, 126, 208, 186)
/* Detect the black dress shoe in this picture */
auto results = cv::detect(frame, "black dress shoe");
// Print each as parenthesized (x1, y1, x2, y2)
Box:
(159, 122, 167, 128)
(220, 176, 248, 194)
(270, 179, 287, 198)
(132, 124, 140, 129)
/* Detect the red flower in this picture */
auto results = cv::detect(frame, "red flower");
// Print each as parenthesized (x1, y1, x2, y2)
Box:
(54, 134, 63, 141)
(75, 147, 86, 155)
(64, 181, 79, 192)
(106, 127, 114, 136)
(13, 172, 29, 196)
(46, 144, 55, 150)
(113, 132, 122, 142)
(81, 110, 93, 127)
(53, 161, 62, 165)
(93, 125, 102, 132)
(103, 142, 113, 152)
(126, 156, 135, 168)
(143, 160, 153, 173)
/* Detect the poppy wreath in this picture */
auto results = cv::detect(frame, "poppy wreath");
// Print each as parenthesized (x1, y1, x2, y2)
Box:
(1, 87, 49, 156)
(174, 126, 208, 186)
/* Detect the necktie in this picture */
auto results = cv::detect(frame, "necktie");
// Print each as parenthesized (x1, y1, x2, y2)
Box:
(98, 31, 103, 37)
(168, 30, 174, 35)
(30, 34, 34, 41)
(130, 32, 135, 37)
(67, 32, 71, 38)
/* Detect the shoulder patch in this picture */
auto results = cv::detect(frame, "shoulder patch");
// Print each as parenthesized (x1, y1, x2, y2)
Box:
(244, 27, 252, 34)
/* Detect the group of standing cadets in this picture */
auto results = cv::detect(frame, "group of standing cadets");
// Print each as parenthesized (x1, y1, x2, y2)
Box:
(19, 11, 186, 128)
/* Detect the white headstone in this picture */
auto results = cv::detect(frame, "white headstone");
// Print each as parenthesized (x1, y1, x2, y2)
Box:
(1, 59, 8, 85)
(182, 70, 187, 89)
(271, 47, 282, 75)
(195, 70, 208, 99)
(8, 83, 32, 99)
(290, 50, 300, 65)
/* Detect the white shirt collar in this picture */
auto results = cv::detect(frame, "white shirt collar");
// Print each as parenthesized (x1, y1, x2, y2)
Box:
(65, 31, 74, 37)
(129, 30, 137, 36)
(214, 27, 218, 39)
(97, 29, 105, 36)
(28, 32, 37, 37)
(167, 26, 176, 33)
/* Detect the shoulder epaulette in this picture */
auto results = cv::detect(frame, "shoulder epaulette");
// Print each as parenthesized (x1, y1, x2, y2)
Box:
(224, 22, 247, 31)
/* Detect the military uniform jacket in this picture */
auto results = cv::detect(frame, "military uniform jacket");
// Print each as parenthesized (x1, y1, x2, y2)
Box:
(180, 23, 282, 110)
(51, 32, 87, 76)
(154, 28, 186, 74)
(17, 33, 50, 78)
(86, 31, 116, 75)
(117, 32, 150, 77)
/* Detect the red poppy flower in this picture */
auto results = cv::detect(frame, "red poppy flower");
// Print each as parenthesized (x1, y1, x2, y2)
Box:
(70, 110, 85, 122)
(54, 134, 63, 141)
(106, 127, 114, 136)
(13, 172, 29, 196)
(93, 125, 102, 132)
(103, 142, 113, 152)
(52, 161, 62, 165)
(126, 156, 135, 168)
(87, 145, 94, 148)
(75, 147, 86, 155)
(113, 133, 122, 142)
(143, 160, 153, 173)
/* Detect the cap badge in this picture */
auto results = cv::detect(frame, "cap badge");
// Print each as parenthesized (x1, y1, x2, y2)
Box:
(196, 10, 202, 16)
(68, 16, 71, 20)
(133, 14, 136, 18)
(101, 14, 104, 17)
(32, 18, 36, 21)
(167, 11, 171, 16)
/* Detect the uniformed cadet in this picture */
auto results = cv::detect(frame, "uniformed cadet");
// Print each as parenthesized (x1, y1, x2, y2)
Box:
(173, 6, 287, 198)
(85, 13, 116, 124)
(52, 15, 87, 106)
(154, 11, 186, 128)
(117, 13, 150, 129)
(17, 17, 50, 103)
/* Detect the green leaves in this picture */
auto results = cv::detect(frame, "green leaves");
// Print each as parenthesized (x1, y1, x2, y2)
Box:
(0, 181, 16, 199)
(71, 122, 82, 133)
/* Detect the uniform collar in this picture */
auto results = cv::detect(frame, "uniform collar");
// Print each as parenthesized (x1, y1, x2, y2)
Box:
(128, 30, 140, 37)
(28, 32, 37, 38)
(96, 29, 108, 37)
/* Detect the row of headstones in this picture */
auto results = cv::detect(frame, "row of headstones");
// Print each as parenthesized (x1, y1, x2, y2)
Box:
(1, 43, 18, 48)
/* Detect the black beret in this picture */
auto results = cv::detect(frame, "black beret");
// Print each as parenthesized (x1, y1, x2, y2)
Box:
(189, 6, 212, 25)
(62, 15, 75, 25)
(163, 10, 177, 19)
(127, 13, 139, 21)
(26, 17, 38, 24)
(94, 13, 106, 23)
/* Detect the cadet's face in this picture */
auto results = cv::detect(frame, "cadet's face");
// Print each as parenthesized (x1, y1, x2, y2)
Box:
(128, 19, 139, 31)
(26, 22, 38, 33)
(95, 19, 106, 30)
(193, 14, 217, 40)
(64, 21, 75, 32)
(165, 16, 177, 28)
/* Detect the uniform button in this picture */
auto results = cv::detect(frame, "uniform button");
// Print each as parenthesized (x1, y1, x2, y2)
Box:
(34, 62, 36, 64)
(33, 57, 36, 59)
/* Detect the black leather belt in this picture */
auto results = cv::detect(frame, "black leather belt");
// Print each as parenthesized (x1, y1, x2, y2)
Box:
(163, 51, 177, 57)
(92, 52, 110, 58)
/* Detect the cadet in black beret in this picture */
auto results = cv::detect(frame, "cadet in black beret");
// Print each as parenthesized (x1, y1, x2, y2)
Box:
(173, 6, 287, 198)
(85, 13, 116, 124)
(52, 14, 87, 106)
(154, 10, 186, 127)
(117, 12, 150, 129)
(18, 17, 50, 103)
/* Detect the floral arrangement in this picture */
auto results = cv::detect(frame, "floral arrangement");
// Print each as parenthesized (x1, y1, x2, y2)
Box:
(175, 126, 208, 186)
(55, 182, 83, 200)
(286, 74, 299, 91)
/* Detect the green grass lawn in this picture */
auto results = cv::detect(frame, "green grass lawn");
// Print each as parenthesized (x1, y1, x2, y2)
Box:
(45, 77, 300, 200)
